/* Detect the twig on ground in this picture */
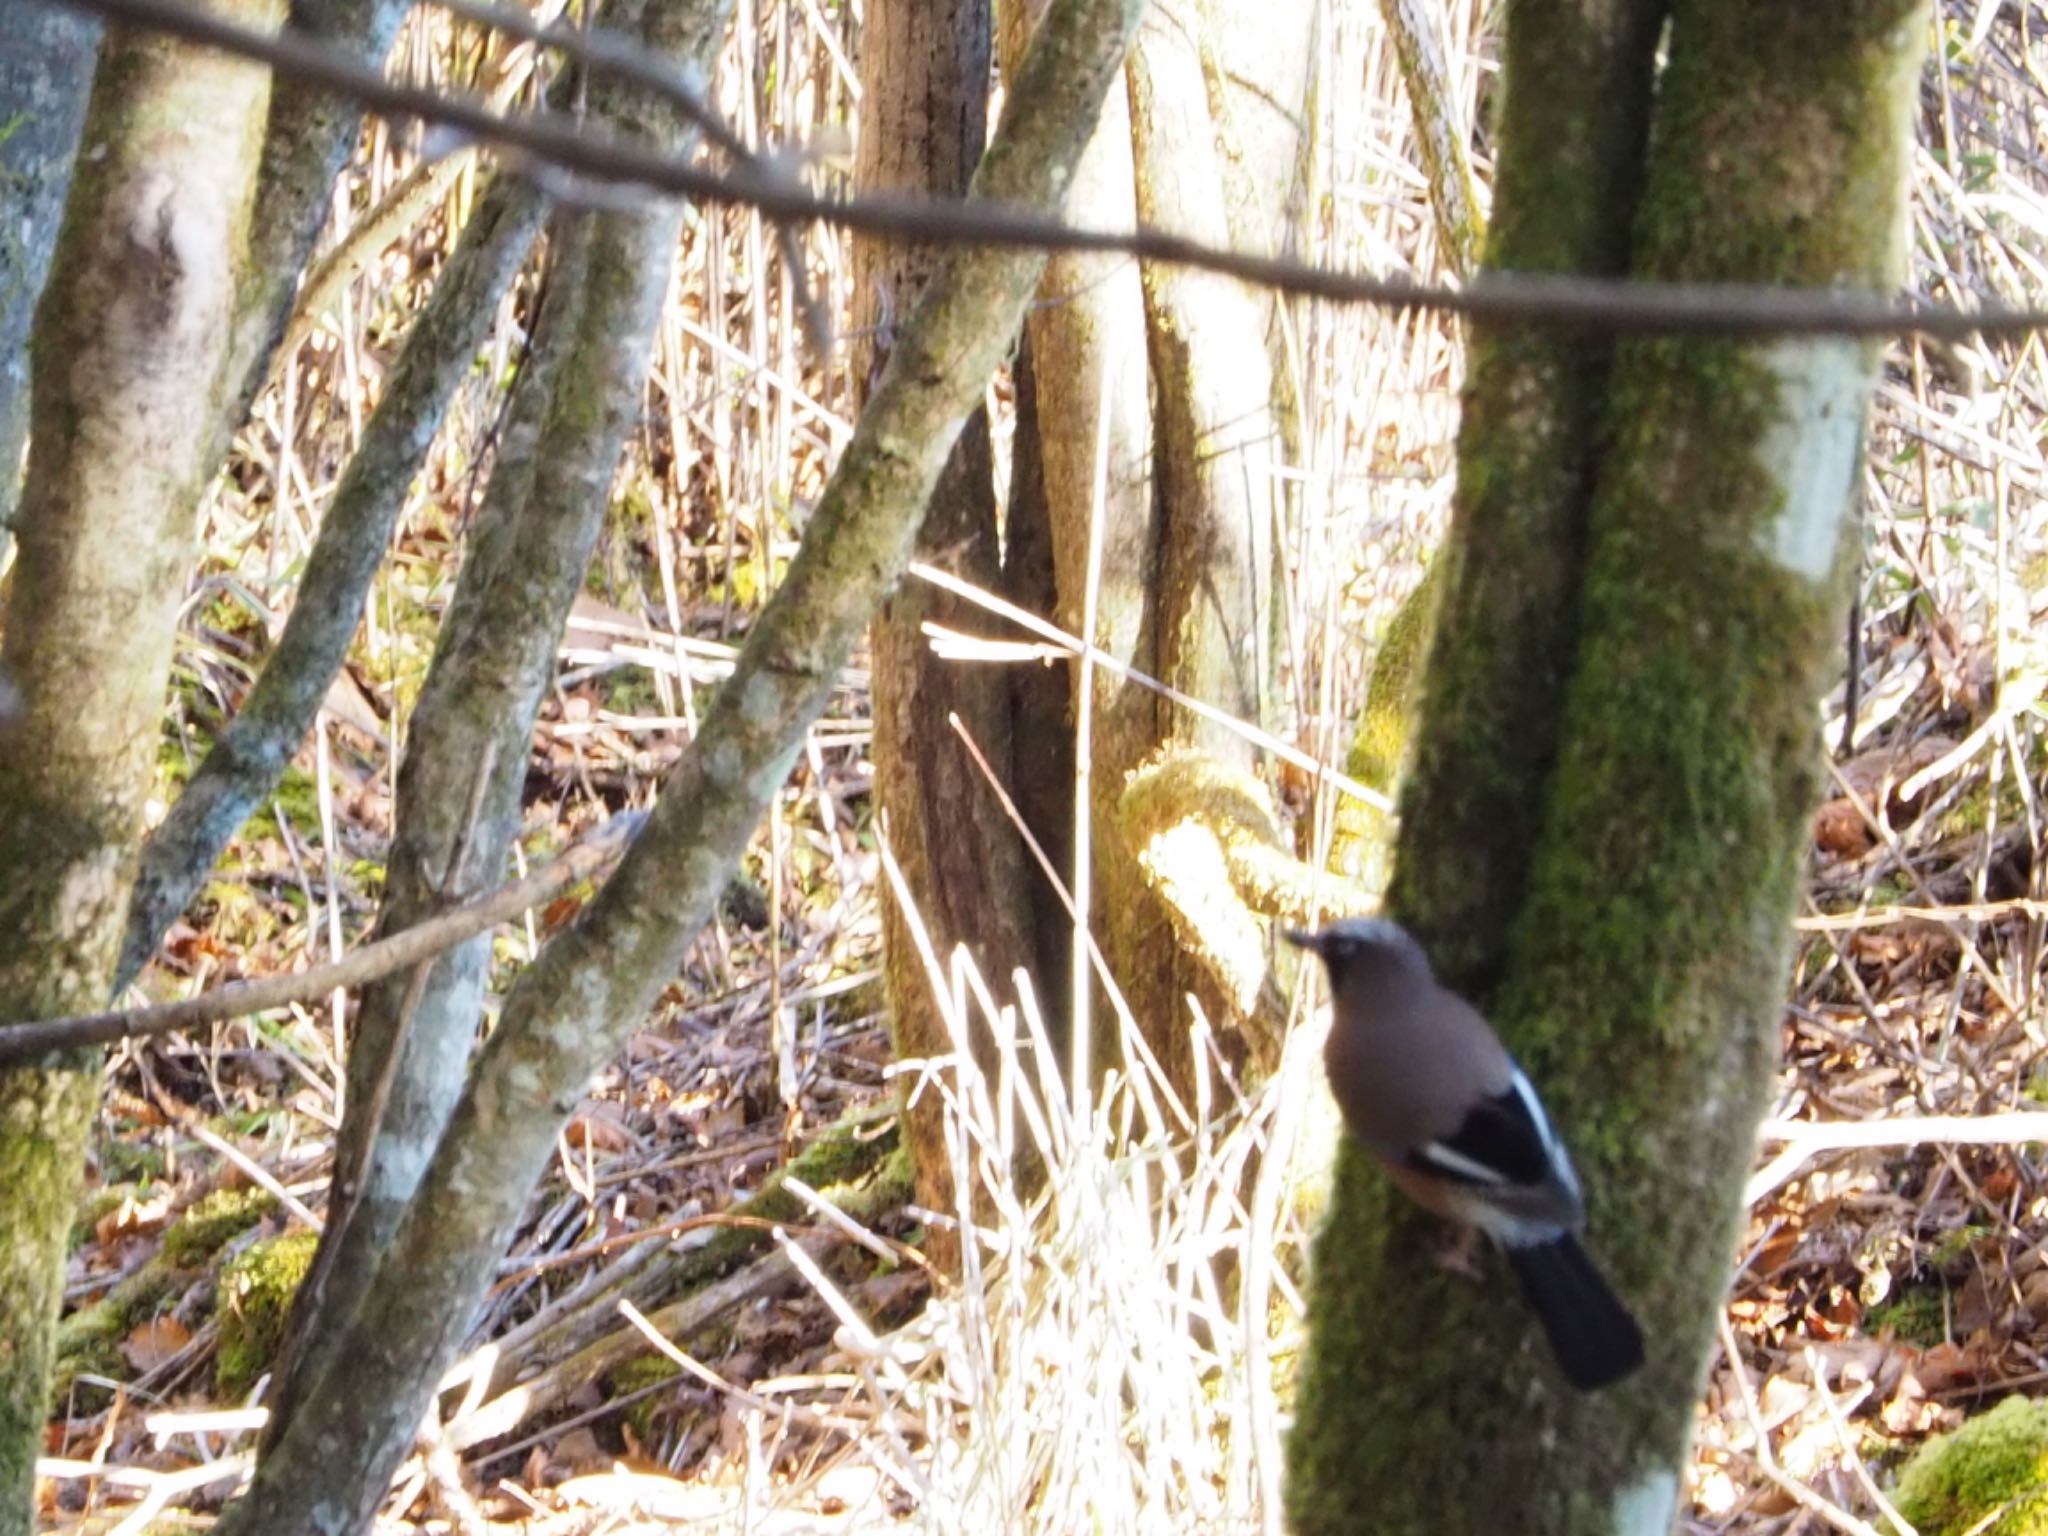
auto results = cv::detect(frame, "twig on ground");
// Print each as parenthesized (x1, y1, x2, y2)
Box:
(1717, 1313, 1889, 1536)
(1749, 1112, 2048, 1205)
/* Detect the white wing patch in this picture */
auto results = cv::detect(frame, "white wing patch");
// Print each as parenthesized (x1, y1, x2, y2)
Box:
(1414, 1140, 1515, 1187)
(1508, 1064, 1582, 1202)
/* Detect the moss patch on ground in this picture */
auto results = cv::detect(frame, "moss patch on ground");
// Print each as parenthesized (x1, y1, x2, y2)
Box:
(1892, 1394, 2048, 1536)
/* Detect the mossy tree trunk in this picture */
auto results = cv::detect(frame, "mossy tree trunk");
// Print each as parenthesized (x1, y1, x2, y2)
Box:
(0, 9, 278, 1529)
(1287, 5, 1928, 1533)
(205, 0, 1147, 1525)
(1390, 0, 1670, 991)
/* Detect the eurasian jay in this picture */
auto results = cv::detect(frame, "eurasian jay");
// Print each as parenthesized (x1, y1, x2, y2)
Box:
(1288, 917, 1645, 1391)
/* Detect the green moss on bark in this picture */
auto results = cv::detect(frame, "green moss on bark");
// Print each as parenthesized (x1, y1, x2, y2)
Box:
(1329, 559, 1441, 893)
(1388, 0, 1670, 991)
(161, 1188, 279, 1267)
(54, 1187, 278, 1404)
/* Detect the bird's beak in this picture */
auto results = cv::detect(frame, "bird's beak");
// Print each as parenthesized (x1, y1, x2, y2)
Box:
(1283, 926, 1322, 953)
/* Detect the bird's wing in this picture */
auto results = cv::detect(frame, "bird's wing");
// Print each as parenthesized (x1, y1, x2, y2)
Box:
(1407, 1065, 1567, 1192)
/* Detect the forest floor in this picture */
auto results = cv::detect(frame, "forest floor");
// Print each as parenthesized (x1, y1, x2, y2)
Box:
(29, 0, 2048, 1532)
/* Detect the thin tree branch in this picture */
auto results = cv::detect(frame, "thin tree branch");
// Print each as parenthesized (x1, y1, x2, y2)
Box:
(0, 813, 643, 1068)
(44, 0, 2048, 341)
(430, 0, 744, 158)
(423, 0, 831, 348)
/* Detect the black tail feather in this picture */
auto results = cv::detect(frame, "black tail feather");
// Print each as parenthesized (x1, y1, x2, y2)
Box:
(1505, 1235, 1645, 1391)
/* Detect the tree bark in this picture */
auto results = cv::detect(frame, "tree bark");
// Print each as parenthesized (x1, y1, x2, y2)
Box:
(994, 0, 1155, 1080)
(1118, 3, 1288, 1083)
(1288, 4, 1928, 1531)
(1389, 0, 1669, 991)
(995, 0, 1315, 1097)
(116, 172, 545, 990)
(207, 0, 1146, 1526)
(216, 0, 410, 451)
(854, 0, 1037, 1255)
(0, 8, 277, 1528)
(1375, 0, 1482, 276)
(0, 8, 98, 552)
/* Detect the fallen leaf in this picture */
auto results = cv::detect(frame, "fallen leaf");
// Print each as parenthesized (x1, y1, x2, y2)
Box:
(1813, 801, 1873, 856)
(563, 1100, 638, 1154)
(1909, 1340, 1980, 1395)
(96, 1189, 175, 1247)
(121, 1316, 193, 1373)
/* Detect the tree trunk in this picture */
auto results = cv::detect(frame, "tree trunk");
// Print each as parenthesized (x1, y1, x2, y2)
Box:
(115, 172, 545, 990)
(0, 8, 278, 1527)
(1389, 0, 1670, 991)
(995, 0, 1155, 1081)
(855, 0, 1039, 1255)
(0, 8, 98, 553)
(1113, 1, 1301, 1085)
(1287, 4, 1928, 1531)
(1375, 0, 1483, 277)
(996, 0, 1316, 1097)
(216, 0, 410, 453)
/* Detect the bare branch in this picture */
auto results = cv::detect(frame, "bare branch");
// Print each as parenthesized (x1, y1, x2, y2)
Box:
(424, 0, 831, 348)
(45, 0, 2048, 341)
(430, 0, 744, 158)
(0, 813, 643, 1067)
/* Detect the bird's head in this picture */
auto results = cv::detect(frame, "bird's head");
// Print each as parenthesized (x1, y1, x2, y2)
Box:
(1284, 916, 1432, 985)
